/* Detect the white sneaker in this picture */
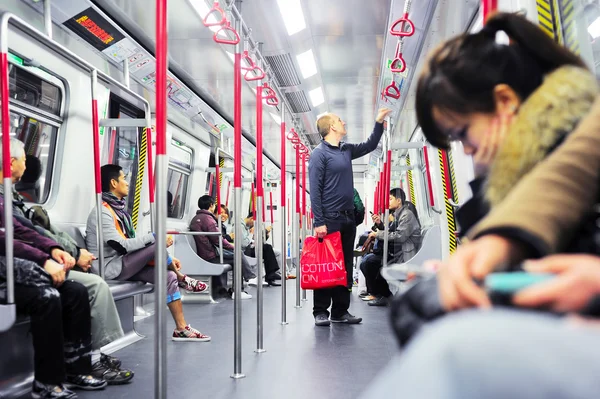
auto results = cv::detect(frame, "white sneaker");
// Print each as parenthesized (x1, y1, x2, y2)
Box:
(232, 291, 253, 300)
(247, 278, 268, 286)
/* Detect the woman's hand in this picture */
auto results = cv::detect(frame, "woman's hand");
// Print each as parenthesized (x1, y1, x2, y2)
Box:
(513, 255, 600, 313)
(76, 249, 96, 272)
(51, 248, 76, 270)
(473, 114, 512, 177)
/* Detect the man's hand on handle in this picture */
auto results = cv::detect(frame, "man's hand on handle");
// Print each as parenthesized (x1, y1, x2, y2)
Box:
(315, 225, 328, 239)
(376, 108, 393, 124)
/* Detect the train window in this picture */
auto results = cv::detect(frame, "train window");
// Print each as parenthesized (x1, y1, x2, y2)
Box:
(167, 140, 193, 219)
(8, 111, 58, 203)
(102, 95, 144, 211)
(9, 64, 62, 116)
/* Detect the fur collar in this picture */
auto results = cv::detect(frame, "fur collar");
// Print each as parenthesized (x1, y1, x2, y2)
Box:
(485, 66, 598, 207)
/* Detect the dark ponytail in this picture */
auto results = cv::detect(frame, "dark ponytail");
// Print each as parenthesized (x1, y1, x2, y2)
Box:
(416, 12, 587, 149)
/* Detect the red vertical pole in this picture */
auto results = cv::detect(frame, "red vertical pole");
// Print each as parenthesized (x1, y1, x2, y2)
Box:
(482, 0, 498, 21)
(374, 184, 379, 214)
(0, 52, 10, 188)
(269, 190, 274, 224)
(226, 180, 231, 207)
(295, 147, 300, 219)
(301, 154, 307, 219)
(155, 0, 168, 394)
(379, 171, 384, 213)
(281, 121, 286, 214)
(251, 182, 256, 219)
(423, 146, 435, 206)
(208, 173, 214, 196)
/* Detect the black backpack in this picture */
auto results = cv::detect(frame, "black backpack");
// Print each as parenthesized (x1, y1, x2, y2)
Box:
(353, 189, 365, 226)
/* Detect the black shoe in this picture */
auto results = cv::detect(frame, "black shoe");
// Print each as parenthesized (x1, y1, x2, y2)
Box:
(64, 375, 107, 391)
(331, 312, 362, 324)
(32, 381, 77, 399)
(267, 280, 281, 286)
(314, 314, 331, 326)
(367, 296, 389, 307)
(99, 353, 121, 369)
(91, 361, 134, 385)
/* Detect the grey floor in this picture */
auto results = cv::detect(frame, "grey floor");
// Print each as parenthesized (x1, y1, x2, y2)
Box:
(77, 281, 398, 399)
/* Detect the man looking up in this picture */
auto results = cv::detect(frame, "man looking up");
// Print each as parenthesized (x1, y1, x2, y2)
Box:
(309, 107, 393, 326)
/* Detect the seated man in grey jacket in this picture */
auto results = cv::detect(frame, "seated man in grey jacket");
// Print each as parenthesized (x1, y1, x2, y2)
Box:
(86, 164, 210, 342)
(360, 188, 422, 306)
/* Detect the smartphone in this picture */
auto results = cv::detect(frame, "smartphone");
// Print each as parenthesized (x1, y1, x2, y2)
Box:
(484, 272, 555, 295)
(369, 211, 374, 215)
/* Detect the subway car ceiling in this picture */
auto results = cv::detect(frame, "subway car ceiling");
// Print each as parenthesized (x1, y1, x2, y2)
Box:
(8, 0, 482, 183)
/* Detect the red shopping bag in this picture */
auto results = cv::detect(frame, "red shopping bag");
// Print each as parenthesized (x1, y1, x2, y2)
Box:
(300, 232, 347, 290)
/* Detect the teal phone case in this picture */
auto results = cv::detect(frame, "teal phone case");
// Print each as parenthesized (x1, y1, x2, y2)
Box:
(484, 272, 555, 294)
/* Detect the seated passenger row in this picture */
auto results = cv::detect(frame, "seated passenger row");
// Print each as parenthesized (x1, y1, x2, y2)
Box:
(0, 139, 216, 398)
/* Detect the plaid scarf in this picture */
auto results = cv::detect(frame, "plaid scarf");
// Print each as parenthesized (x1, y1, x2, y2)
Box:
(102, 192, 136, 238)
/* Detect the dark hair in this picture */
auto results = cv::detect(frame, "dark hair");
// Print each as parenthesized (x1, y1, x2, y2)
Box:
(247, 211, 254, 219)
(101, 164, 123, 193)
(221, 204, 229, 214)
(198, 195, 215, 210)
(390, 187, 406, 204)
(416, 12, 586, 149)
(405, 201, 420, 225)
(20, 155, 42, 184)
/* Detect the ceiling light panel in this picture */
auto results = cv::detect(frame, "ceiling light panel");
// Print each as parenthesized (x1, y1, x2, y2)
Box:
(309, 87, 324, 107)
(296, 49, 318, 79)
(276, 0, 306, 36)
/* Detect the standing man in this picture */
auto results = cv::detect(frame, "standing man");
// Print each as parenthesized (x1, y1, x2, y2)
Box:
(309, 108, 392, 326)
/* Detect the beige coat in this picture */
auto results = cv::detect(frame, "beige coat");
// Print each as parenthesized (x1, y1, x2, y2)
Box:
(467, 67, 600, 255)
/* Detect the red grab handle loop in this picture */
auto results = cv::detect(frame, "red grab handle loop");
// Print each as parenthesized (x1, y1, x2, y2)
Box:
(203, 1, 227, 27)
(240, 50, 256, 71)
(390, 13, 415, 37)
(244, 65, 265, 81)
(390, 55, 406, 73)
(260, 83, 279, 106)
(385, 82, 401, 99)
(213, 21, 240, 45)
(266, 96, 279, 106)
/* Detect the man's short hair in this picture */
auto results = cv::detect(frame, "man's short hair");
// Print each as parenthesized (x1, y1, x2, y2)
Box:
(101, 164, 123, 193)
(198, 195, 215, 210)
(0, 138, 25, 171)
(316, 113, 334, 139)
(390, 187, 406, 203)
(21, 155, 43, 184)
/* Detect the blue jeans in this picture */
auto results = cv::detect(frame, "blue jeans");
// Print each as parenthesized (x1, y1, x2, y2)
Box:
(360, 309, 600, 399)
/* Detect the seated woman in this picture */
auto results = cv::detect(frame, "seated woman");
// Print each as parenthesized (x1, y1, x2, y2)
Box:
(389, 11, 599, 343)
(86, 164, 211, 342)
(0, 200, 106, 398)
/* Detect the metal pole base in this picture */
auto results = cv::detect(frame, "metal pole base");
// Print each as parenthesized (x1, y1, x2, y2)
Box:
(294, 305, 302, 309)
(254, 349, 267, 353)
(280, 322, 289, 325)
(230, 373, 246, 379)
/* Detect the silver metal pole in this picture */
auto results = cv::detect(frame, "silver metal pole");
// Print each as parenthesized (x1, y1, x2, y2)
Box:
(280, 109, 288, 325)
(231, 0, 245, 379)
(43, 0, 52, 39)
(255, 197, 265, 352)
(91, 70, 105, 280)
(3, 176, 14, 305)
(154, 156, 168, 398)
(123, 59, 130, 89)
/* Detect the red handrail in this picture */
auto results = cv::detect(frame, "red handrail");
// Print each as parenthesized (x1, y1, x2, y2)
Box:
(385, 150, 392, 209)
(269, 190, 274, 224)
(281, 121, 286, 210)
(226, 180, 231, 207)
(422, 145, 435, 207)
(301, 153, 307, 218)
(482, 0, 498, 21)
(214, 21, 240, 45)
(389, 13, 415, 37)
(215, 158, 221, 206)
(146, 127, 155, 204)
(202, 1, 227, 27)
(208, 173, 214, 196)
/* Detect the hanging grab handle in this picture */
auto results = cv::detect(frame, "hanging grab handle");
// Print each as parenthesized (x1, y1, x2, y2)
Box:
(203, 1, 227, 27)
(240, 50, 256, 71)
(213, 21, 240, 45)
(244, 65, 265, 81)
(385, 81, 401, 99)
(390, 41, 407, 73)
(389, 13, 415, 37)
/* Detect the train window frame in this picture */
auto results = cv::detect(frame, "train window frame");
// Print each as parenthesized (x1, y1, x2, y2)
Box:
(104, 93, 145, 212)
(167, 139, 194, 220)
(6, 58, 65, 205)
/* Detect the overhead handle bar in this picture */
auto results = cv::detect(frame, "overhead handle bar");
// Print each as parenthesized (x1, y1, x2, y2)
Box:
(389, 13, 415, 37)
(213, 21, 240, 45)
(203, 1, 227, 27)
(240, 50, 255, 71)
(244, 65, 265, 81)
